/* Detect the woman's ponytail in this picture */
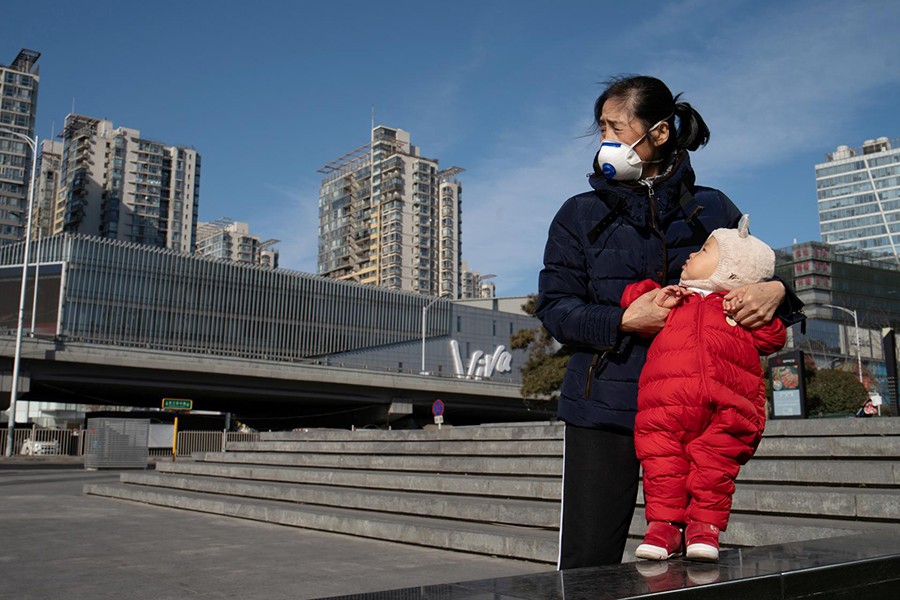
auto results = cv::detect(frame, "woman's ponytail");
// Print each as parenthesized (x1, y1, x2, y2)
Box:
(672, 93, 710, 152)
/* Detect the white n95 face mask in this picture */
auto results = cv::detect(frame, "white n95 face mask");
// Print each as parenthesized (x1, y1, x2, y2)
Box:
(594, 119, 666, 181)
(594, 140, 645, 181)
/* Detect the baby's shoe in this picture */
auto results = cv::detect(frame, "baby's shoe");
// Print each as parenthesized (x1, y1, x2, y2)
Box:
(635, 561, 686, 593)
(685, 521, 720, 561)
(635, 521, 683, 560)
(686, 563, 721, 585)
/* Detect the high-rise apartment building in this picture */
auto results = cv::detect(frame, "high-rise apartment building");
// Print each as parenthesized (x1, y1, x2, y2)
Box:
(816, 137, 900, 264)
(317, 125, 464, 297)
(0, 48, 40, 244)
(196, 218, 279, 268)
(460, 261, 496, 299)
(36, 139, 63, 238)
(54, 114, 200, 253)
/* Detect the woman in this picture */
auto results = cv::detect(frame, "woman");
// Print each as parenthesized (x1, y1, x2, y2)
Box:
(536, 75, 803, 569)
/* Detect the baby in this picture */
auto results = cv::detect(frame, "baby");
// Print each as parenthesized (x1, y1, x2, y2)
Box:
(620, 215, 786, 561)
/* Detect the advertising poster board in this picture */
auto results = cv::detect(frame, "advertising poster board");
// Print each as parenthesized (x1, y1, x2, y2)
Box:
(769, 350, 806, 419)
(0, 263, 64, 337)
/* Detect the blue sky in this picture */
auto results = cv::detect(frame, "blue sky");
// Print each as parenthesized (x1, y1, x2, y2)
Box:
(4, 0, 900, 296)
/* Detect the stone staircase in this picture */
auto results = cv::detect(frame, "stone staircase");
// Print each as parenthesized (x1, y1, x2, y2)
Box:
(84, 419, 900, 564)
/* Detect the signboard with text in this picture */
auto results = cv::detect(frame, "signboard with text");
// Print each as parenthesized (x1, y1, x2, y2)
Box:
(769, 351, 806, 419)
(162, 398, 193, 411)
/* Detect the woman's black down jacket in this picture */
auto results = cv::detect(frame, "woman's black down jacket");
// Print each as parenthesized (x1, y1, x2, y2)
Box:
(536, 151, 742, 431)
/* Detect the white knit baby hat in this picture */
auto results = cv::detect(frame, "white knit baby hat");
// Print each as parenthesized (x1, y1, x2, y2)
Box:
(681, 214, 775, 292)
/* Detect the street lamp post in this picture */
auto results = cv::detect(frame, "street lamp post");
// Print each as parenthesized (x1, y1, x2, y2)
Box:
(823, 303, 864, 384)
(30, 221, 42, 334)
(1, 128, 38, 457)
(420, 295, 448, 375)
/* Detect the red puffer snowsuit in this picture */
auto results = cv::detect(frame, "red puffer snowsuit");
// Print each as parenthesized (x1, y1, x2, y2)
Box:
(621, 280, 786, 530)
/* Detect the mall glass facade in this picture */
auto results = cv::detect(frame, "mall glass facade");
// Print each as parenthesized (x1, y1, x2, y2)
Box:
(0, 234, 535, 381)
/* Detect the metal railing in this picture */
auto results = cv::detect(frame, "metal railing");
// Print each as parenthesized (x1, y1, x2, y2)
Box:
(149, 431, 261, 457)
(1, 428, 259, 457)
(0, 426, 84, 456)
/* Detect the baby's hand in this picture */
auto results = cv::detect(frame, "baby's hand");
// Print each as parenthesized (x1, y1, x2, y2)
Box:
(655, 285, 690, 308)
(722, 296, 740, 314)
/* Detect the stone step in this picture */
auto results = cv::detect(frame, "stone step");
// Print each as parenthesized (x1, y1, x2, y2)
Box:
(258, 418, 900, 442)
(194, 449, 897, 488)
(762, 419, 900, 437)
(85, 476, 894, 560)
(228, 436, 899, 460)
(155, 461, 898, 531)
(83, 482, 561, 563)
(244, 427, 900, 473)
(628, 511, 900, 548)
(155, 461, 562, 500)
(755, 436, 900, 458)
(712, 513, 900, 547)
(120, 472, 560, 528)
(194, 450, 563, 476)
(738, 458, 898, 486)
(158, 460, 898, 523)
(727, 483, 898, 521)
(83, 420, 900, 566)
(228, 436, 900, 463)
(636, 483, 899, 525)
(226, 439, 563, 456)
(260, 423, 563, 442)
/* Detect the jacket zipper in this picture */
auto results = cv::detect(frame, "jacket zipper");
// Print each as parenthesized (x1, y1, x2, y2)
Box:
(583, 350, 609, 398)
(696, 296, 712, 409)
(641, 180, 668, 284)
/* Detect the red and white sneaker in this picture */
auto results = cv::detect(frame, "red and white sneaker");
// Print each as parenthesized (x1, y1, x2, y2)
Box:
(635, 521, 684, 560)
(685, 521, 720, 561)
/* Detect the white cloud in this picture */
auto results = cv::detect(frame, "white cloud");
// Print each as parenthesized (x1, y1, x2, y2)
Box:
(261, 1, 900, 296)
(646, 0, 900, 177)
(460, 121, 597, 296)
(257, 179, 321, 275)
(459, 0, 900, 295)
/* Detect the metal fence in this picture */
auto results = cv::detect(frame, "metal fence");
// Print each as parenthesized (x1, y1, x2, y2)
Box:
(149, 431, 260, 457)
(1, 428, 260, 457)
(0, 426, 84, 456)
(84, 418, 150, 469)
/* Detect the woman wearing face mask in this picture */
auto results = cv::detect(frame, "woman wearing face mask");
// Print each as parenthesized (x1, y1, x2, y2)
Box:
(536, 75, 804, 569)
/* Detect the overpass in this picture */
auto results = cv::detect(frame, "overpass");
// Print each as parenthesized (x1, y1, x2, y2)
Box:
(0, 234, 550, 428)
(0, 337, 554, 428)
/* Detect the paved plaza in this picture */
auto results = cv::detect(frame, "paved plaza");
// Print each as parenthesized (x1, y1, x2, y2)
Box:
(0, 459, 550, 600)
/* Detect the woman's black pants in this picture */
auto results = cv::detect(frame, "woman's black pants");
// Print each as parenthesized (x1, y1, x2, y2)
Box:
(557, 422, 641, 570)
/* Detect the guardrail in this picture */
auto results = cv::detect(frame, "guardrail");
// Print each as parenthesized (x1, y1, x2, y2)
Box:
(1, 428, 260, 457)
(0, 426, 83, 456)
(149, 431, 261, 457)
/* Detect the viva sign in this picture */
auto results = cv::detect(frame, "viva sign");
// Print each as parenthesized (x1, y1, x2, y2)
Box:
(450, 340, 512, 379)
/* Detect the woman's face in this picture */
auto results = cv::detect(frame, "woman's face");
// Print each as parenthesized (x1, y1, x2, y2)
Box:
(598, 97, 667, 177)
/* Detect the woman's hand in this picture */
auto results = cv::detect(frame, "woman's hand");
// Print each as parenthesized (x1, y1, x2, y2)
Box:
(620, 288, 672, 337)
(723, 281, 785, 329)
